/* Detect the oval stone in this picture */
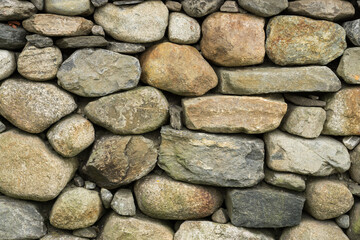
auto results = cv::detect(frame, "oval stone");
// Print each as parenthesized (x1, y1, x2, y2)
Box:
(0, 0, 37, 21)
(0, 50, 16, 81)
(44, 0, 94, 16)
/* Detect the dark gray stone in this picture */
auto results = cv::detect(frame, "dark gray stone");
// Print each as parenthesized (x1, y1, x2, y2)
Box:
(73, 176, 85, 187)
(343, 19, 360, 46)
(91, 0, 108, 7)
(169, 105, 182, 130)
(284, 94, 326, 107)
(26, 34, 53, 48)
(226, 186, 305, 228)
(107, 41, 146, 54)
(56, 36, 108, 48)
(237, 0, 288, 17)
(113, 0, 144, 5)
(166, 0, 182, 11)
(211, 208, 229, 224)
(0, 23, 28, 50)
(84, 181, 96, 190)
(343, 136, 360, 150)
(73, 227, 98, 238)
(182, 0, 224, 17)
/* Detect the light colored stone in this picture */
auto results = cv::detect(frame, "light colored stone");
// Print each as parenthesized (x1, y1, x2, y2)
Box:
(0, 0, 37, 20)
(45, 0, 94, 16)
(74, 176, 84, 187)
(100, 188, 113, 209)
(169, 105, 182, 130)
(31, 0, 44, 10)
(350, 144, 360, 184)
(92, 25, 105, 36)
(211, 208, 229, 224)
(237, 0, 288, 17)
(336, 215, 350, 229)
(182, 0, 223, 17)
(84, 181, 96, 190)
(343, 19, 360, 46)
(220, 1, 241, 12)
(111, 189, 136, 216)
(168, 13, 200, 44)
(337, 47, 360, 84)
(264, 169, 306, 191)
(107, 41, 145, 54)
(0, 50, 16, 81)
(166, 0, 181, 11)
(343, 136, 360, 150)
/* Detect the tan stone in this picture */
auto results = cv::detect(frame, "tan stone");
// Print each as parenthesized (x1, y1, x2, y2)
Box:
(182, 95, 287, 134)
(140, 42, 217, 96)
(200, 12, 265, 67)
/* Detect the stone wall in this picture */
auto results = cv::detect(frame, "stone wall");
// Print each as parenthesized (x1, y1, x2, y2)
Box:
(1, 0, 360, 239)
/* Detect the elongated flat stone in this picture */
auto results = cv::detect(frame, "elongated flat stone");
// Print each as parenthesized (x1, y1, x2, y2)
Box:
(55, 36, 107, 48)
(0, 23, 28, 50)
(44, 0, 94, 16)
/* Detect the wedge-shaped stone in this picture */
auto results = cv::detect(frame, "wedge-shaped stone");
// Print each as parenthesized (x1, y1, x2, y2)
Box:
(264, 169, 306, 192)
(183, 95, 287, 134)
(158, 126, 264, 187)
(337, 48, 360, 84)
(0, 0, 37, 21)
(264, 130, 350, 176)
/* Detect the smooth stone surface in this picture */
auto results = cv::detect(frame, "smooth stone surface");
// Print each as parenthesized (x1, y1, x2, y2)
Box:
(337, 48, 360, 84)
(100, 188, 113, 209)
(26, 34, 53, 48)
(17, 43, 62, 81)
(31, 0, 44, 10)
(94, 2, 168, 43)
(336, 215, 350, 229)
(83, 134, 158, 188)
(58, 48, 140, 97)
(0, 122, 5, 133)
(201, 12, 265, 67)
(91, 0, 107, 7)
(0, 0, 37, 20)
(113, 0, 144, 5)
(56, 36, 107, 48)
(266, 15, 346, 66)
(348, 203, 360, 240)
(91, 25, 105, 36)
(140, 42, 217, 96)
(134, 174, 223, 220)
(287, 0, 355, 21)
(168, 13, 200, 44)
(264, 169, 306, 192)
(0, 50, 16, 81)
(47, 114, 95, 157)
(226, 186, 305, 228)
(220, 1, 241, 12)
(0, 78, 77, 133)
(183, 95, 287, 134)
(98, 212, 174, 240)
(45, 0, 94, 16)
(284, 93, 326, 107)
(0, 196, 47, 240)
(0, 23, 28, 50)
(175, 221, 275, 240)
(23, 14, 94, 37)
(265, 130, 350, 176)
(158, 126, 265, 187)
(211, 208, 229, 224)
(111, 189, 136, 216)
(350, 144, 360, 184)
(107, 41, 145, 54)
(343, 19, 360, 46)
(0, 129, 78, 201)
(237, 0, 288, 17)
(50, 187, 103, 230)
(322, 87, 360, 135)
(343, 136, 360, 150)
(166, 0, 182, 11)
(73, 227, 97, 238)
(182, 0, 223, 17)
(84, 181, 96, 190)
(85, 87, 168, 134)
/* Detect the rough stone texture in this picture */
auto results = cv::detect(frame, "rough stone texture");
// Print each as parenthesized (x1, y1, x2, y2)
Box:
(58, 48, 140, 97)
(0, 0, 37, 21)
(140, 42, 217, 96)
(168, 13, 200, 44)
(0, 122, 5, 133)
(100, 188, 113, 209)
(91, 25, 105, 36)
(237, 0, 288, 17)
(264, 169, 306, 192)
(17, 43, 62, 81)
(284, 93, 326, 107)
(201, 12, 265, 67)
(91, 0, 107, 7)
(107, 41, 145, 54)
(344, 136, 360, 150)
(0, 129, 78, 201)
(348, 203, 360, 240)
(98, 212, 174, 240)
(182, 0, 223, 17)
(281, 105, 326, 138)
(217, 66, 341, 95)
(336, 215, 350, 229)
(0, 78, 77, 133)
(305, 180, 354, 220)
(26, 34, 54, 48)
(73, 227, 97, 238)
(266, 15, 347, 66)
(0, 196, 47, 240)
(175, 221, 275, 240)
(49, 187, 103, 230)
(211, 208, 229, 224)
(183, 95, 287, 134)
(31, 0, 44, 10)
(322, 87, 360, 135)
(226, 186, 305, 228)
(23, 14, 94, 37)
(166, 0, 182, 11)
(84, 181, 96, 190)
(337, 47, 360, 84)
(94, 2, 168, 43)
(134, 174, 223, 220)
(111, 189, 136, 216)
(220, 1, 241, 12)
(74, 176, 85, 187)
(45, 0, 94, 16)
(0, 23, 28, 50)
(343, 19, 360, 46)
(84, 87, 168, 134)
(158, 126, 265, 187)
(82, 134, 158, 188)
(47, 114, 95, 157)
(0, 50, 16, 81)
(280, 215, 349, 240)
(169, 105, 182, 130)
(350, 144, 360, 184)
(265, 130, 351, 176)
(287, 0, 355, 21)
(56, 36, 107, 48)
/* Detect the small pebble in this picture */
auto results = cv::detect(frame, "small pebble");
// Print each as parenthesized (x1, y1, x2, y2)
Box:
(111, 189, 136, 216)
(343, 136, 360, 150)
(336, 214, 350, 229)
(92, 25, 105, 36)
(220, 1, 242, 13)
(107, 41, 146, 54)
(85, 181, 96, 190)
(73, 226, 98, 238)
(100, 188, 113, 209)
(211, 208, 229, 224)
(166, 0, 182, 11)
(73, 176, 85, 187)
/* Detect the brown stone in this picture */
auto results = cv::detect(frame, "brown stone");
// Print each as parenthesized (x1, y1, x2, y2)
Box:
(140, 42, 217, 96)
(182, 95, 287, 134)
(200, 12, 265, 67)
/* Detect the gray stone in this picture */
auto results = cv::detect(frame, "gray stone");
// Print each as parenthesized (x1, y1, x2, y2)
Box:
(166, 0, 182, 11)
(91, 0, 107, 7)
(217, 66, 341, 95)
(220, 1, 241, 12)
(264, 169, 306, 192)
(31, 0, 43, 10)
(348, 182, 360, 197)
(107, 41, 146, 54)
(169, 105, 182, 130)
(91, 25, 105, 36)
(264, 130, 351, 176)
(343, 19, 360, 46)
(113, 0, 144, 5)
(237, 0, 288, 17)
(158, 126, 265, 187)
(56, 36, 108, 48)
(168, 12, 200, 44)
(350, 144, 360, 184)
(84, 181, 96, 190)
(0, 23, 28, 50)
(226, 186, 305, 228)
(100, 188, 113, 209)
(111, 189, 136, 216)
(347, 202, 360, 240)
(284, 94, 326, 107)
(0, 0, 37, 21)
(73, 227, 98, 238)
(74, 176, 85, 187)
(211, 208, 229, 224)
(336, 215, 350, 229)
(0, 50, 16, 81)
(182, 0, 224, 17)
(0, 196, 47, 240)
(0, 122, 5, 133)
(337, 47, 360, 84)
(343, 136, 360, 150)
(45, 0, 94, 16)
(26, 34, 53, 48)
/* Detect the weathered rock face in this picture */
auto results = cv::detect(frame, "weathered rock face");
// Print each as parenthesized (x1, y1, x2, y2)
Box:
(57, 48, 140, 97)
(98, 212, 174, 240)
(348, 203, 360, 240)
(0, 78, 77, 133)
(0, 129, 78, 201)
(26, 34, 53, 48)
(182, 0, 223, 17)
(41, 228, 88, 240)
(264, 169, 306, 192)
(140, 42, 217, 96)
(84, 87, 168, 134)
(226, 186, 305, 228)
(158, 126, 265, 187)
(322, 87, 360, 136)
(134, 174, 223, 220)
(0, 0, 37, 21)
(0, 23, 28, 50)
(0, 50, 16, 81)
(168, 13, 200, 44)
(266, 15, 347, 66)
(23, 14, 94, 36)
(55, 36, 108, 49)
(111, 189, 136, 216)
(237, 0, 288, 17)
(82, 134, 158, 188)
(107, 41, 145, 54)
(217, 66, 342, 95)
(343, 19, 360, 46)
(264, 130, 351, 176)
(337, 48, 360, 84)
(182, 95, 287, 134)
(44, 0, 94, 16)
(94, 2, 168, 43)
(174, 221, 275, 240)
(201, 12, 265, 67)
(350, 144, 360, 184)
